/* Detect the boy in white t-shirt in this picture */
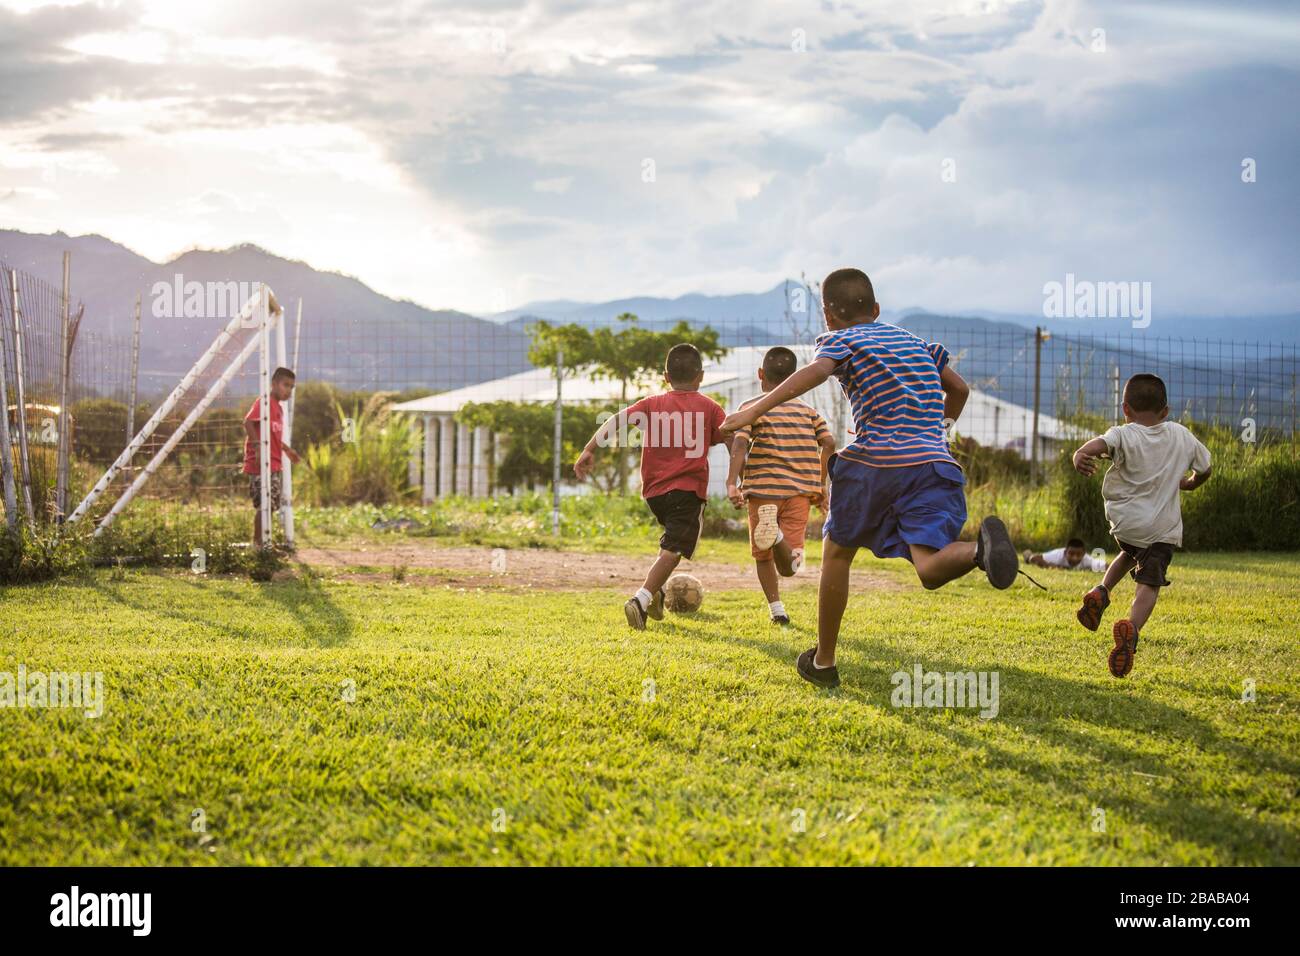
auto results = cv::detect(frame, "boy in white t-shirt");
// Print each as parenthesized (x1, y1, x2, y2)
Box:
(1071, 374, 1212, 678)
(1025, 537, 1106, 571)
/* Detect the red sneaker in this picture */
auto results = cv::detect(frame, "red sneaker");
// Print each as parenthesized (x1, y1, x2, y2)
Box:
(1109, 619, 1139, 678)
(1077, 587, 1110, 631)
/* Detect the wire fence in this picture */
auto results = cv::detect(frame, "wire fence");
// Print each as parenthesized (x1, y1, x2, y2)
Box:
(2, 257, 1297, 552)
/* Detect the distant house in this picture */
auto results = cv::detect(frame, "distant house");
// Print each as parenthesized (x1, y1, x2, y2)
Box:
(392, 345, 1080, 500)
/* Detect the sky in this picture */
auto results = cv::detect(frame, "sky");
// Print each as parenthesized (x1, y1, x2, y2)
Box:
(0, 0, 1297, 316)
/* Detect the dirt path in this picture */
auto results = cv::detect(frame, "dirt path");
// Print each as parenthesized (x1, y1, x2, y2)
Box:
(293, 542, 897, 593)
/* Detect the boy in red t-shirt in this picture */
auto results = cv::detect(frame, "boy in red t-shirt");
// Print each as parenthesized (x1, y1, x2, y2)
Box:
(243, 366, 301, 547)
(575, 344, 729, 629)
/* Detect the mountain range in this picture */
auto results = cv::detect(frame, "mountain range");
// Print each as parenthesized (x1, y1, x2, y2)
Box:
(1, 231, 1294, 428)
(0, 230, 531, 396)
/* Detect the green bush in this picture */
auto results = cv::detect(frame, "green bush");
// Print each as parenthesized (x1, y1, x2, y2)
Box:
(0, 521, 93, 584)
(70, 398, 152, 464)
(297, 394, 420, 506)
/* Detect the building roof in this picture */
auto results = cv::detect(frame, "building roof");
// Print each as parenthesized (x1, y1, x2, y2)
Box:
(392, 343, 1082, 449)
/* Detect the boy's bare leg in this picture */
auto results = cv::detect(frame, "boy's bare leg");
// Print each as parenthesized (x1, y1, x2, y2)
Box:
(642, 549, 682, 595)
(816, 539, 857, 666)
(1128, 582, 1159, 631)
(1102, 552, 1136, 591)
(771, 536, 795, 576)
(755, 559, 780, 602)
(253, 511, 262, 548)
(1078, 551, 1134, 631)
(908, 541, 978, 590)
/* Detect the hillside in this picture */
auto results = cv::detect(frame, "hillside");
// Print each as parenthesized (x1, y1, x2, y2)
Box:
(0, 231, 532, 395)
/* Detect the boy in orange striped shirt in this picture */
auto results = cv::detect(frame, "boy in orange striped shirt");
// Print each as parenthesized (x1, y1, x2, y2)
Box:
(726, 347, 836, 625)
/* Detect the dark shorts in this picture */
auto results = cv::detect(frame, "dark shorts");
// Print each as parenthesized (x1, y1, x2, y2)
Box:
(249, 471, 283, 511)
(1117, 539, 1174, 587)
(646, 490, 706, 560)
(823, 456, 967, 560)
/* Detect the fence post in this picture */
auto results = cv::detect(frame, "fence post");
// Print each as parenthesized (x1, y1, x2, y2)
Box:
(1030, 326, 1043, 483)
(54, 251, 72, 520)
(552, 345, 563, 537)
(276, 297, 294, 549)
(9, 269, 36, 525)
(0, 291, 16, 532)
(125, 293, 142, 480)
(258, 284, 272, 549)
(1110, 362, 1120, 425)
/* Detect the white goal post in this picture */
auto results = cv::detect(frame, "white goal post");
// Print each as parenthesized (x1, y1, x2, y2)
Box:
(66, 285, 300, 545)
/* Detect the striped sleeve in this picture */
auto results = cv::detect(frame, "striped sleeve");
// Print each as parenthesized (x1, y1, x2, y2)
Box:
(811, 408, 830, 442)
(927, 341, 950, 372)
(814, 330, 853, 366)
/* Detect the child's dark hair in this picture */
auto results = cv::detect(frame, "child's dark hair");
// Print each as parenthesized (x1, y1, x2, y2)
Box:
(1124, 373, 1167, 413)
(1066, 537, 1085, 550)
(762, 347, 797, 386)
(665, 344, 703, 385)
(272, 367, 296, 384)
(822, 268, 877, 322)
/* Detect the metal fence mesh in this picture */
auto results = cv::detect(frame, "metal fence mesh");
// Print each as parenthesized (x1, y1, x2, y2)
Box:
(2, 259, 1296, 550)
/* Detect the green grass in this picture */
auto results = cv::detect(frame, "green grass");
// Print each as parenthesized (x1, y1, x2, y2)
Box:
(1, 549, 1297, 865)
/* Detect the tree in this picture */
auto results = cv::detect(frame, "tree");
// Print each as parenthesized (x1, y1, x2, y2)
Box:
(526, 313, 727, 491)
(70, 398, 151, 464)
(456, 400, 623, 493)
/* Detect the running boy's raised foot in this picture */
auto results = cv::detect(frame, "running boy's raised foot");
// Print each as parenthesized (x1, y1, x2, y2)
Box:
(974, 515, 1019, 589)
(623, 588, 665, 631)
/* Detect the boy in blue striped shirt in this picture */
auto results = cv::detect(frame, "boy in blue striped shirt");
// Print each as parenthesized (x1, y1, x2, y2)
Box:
(722, 268, 1019, 688)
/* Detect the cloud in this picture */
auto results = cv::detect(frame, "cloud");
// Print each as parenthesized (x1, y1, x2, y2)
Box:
(0, 0, 1296, 316)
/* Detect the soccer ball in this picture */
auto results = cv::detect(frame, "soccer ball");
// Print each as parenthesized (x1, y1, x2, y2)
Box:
(664, 573, 704, 613)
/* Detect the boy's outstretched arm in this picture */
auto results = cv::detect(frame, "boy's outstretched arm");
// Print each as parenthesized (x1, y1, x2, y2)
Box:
(1072, 437, 1109, 476)
(725, 438, 748, 508)
(816, 430, 836, 508)
(1180, 466, 1212, 491)
(940, 365, 970, 423)
(574, 407, 630, 480)
(721, 358, 836, 434)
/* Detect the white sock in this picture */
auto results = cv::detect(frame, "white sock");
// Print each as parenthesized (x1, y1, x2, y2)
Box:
(769, 600, 786, 618)
(813, 656, 835, 670)
(634, 588, 653, 610)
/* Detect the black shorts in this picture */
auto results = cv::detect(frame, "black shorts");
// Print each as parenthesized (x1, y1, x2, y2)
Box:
(1117, 539, 1174, 588)
(646, 490, 706, 560)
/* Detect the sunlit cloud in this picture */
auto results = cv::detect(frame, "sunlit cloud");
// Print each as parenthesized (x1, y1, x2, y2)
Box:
(0, 0, 1296, 315)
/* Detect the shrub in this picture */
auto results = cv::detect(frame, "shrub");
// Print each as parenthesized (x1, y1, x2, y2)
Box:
(297, 394, 419, 505)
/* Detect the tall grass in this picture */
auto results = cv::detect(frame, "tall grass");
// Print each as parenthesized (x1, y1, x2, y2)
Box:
(297, 394, 420, 506)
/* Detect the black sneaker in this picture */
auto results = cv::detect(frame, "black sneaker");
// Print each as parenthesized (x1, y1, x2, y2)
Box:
(771, 614, 791, 626)
(974, 516, 1018, 589)
(624, 597, 647, 630)
(796, 647, 840, 688)
(646, 589, 665, 622)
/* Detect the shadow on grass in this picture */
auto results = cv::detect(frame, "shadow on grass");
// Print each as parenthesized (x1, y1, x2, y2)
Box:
(83, 566, 356, 649)
(715, 625, 1298, 864)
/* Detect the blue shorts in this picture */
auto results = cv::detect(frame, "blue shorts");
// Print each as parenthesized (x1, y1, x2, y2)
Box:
(822, 456, 967, 560)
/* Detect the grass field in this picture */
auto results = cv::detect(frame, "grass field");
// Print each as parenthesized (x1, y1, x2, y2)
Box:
(1, 541, 1297, 865)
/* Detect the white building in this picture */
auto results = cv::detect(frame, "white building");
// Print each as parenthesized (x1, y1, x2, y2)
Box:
(392, 345, 1078, 500)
